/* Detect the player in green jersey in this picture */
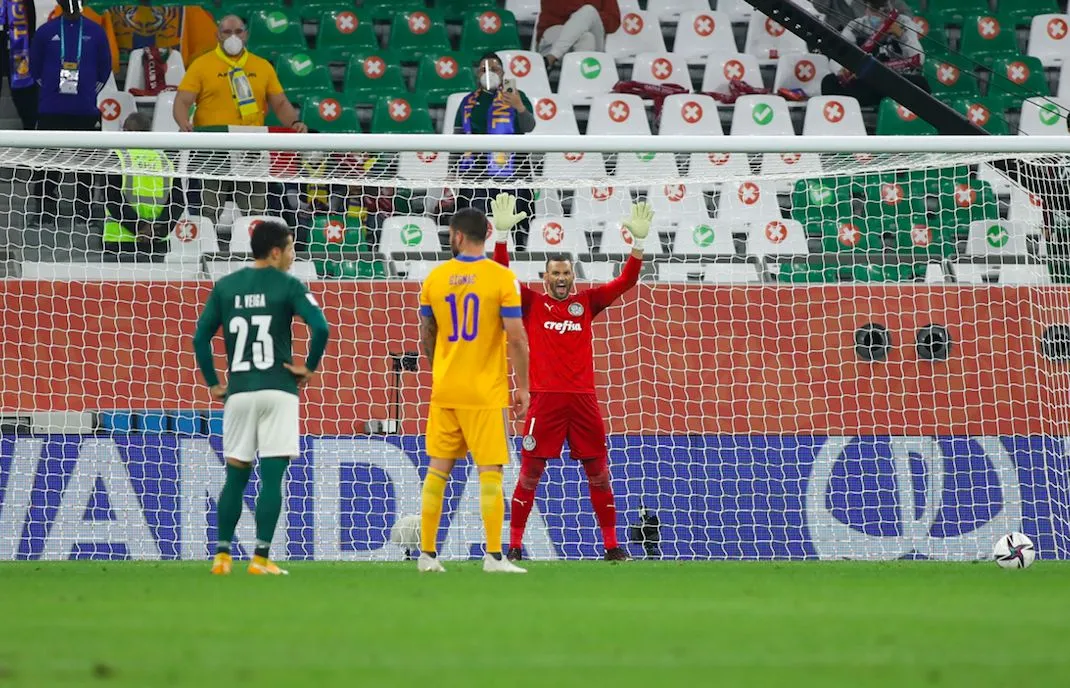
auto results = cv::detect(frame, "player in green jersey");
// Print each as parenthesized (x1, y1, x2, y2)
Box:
(193, 220, 330, 576)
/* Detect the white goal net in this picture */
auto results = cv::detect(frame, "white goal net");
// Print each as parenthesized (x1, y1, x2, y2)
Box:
(1, 130, 1069, 561)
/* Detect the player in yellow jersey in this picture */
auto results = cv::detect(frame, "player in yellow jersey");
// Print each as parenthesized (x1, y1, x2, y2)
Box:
(417, 207, 531, 573)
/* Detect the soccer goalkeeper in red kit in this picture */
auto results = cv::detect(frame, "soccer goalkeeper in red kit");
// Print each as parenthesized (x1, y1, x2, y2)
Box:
(490, 193, 653, 561)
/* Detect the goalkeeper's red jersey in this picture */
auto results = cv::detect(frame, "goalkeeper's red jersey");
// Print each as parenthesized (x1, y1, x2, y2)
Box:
(493, 245, 641, 394)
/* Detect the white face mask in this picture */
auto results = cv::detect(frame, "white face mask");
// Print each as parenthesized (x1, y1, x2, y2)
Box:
(480, 68, 500, 92)
(222, 34, 244, 56)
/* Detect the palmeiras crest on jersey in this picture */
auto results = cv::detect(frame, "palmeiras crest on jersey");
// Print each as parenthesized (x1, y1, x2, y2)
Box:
(568, 302, 585, 317)
(522, 435, 537, 451)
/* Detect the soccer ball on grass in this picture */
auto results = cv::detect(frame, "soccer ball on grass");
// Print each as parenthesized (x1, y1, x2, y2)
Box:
(390, 514, 421, 558)
(993, 532, 1035, 569)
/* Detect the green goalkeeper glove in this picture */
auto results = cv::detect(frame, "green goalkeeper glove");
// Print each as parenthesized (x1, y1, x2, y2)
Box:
(621, 201, 654, 251)
(489, 192, 528, 243)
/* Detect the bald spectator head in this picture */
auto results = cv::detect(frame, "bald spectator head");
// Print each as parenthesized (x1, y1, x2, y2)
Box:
(123, 112, 152, 132)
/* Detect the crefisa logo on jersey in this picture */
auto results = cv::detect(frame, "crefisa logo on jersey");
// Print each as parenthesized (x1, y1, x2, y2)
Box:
(568, 302, 584, 317)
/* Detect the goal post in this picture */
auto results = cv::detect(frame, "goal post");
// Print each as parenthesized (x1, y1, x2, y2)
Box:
(1, 130, 1070, 561)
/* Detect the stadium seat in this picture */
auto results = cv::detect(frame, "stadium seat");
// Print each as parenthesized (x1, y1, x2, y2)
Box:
(438, 0, 499, 22)
(442, 92, 466, 133)
(862, 178, 926, 222)
(631, 52, 693, 90)
(460, 9, 521, 53)
(922, 57, 980, 99)
(586, 94, 650, 135)
(657, 263, 714, 282)
(605, 10, 666, 59)
(230, 215, 286, 253)
(1017, 97, 1070, 135)
(598, 222, 665, 255)
(398, 150, 449, 185)
(302, 93, 361, 133)
(315, 10, 380, 63)
(150, 91, 179, 131)
(344, 53, 406, 106)
(744, 12, 806, 60)
(816, 219, 882, 257)
(556, 52, 620, 103)
(915, 16, 951, 59)
(745, 218, 807, 256)
(276, 53, 335, 99)
(701, 53, 764, 93)
(646, 0, 712, 22)
(370, 93, 434, 133)
(887, 217, 957, 259)
(730, 94, 793, 135)
(802, 96, 866, 135)
(1002, 0, 1062, 27)
(646, 183, 711, 226)
(534, 188, 565, 216)
(789, 177, 856, 225)
(959, 15, 1020, 65)
(999, 264, 1052, 284)
(772, 53, 830, 98)
(218, 0, 262, 19)
(295, 0, 353, 21)
(716, 0, 755, 22)
(702, 264, 762, 283)
(1028, 14, 1070, 66)
(925, 0, 979, 24)
(572, 185, 634, 228)
(966, 219, 1030, 256)
(390, 9, 450, 60)
(541, 151, 608, 179)
(716, 180, 781, 223)
(1007, 185, 1045, 229)
(165, 216, 218, 263)
(989, 55, 1050, 104)
(672, 11, 737, 63)
(527, 216, 589, 256)
(949, 96, 1010, 134)
(124, 48, 184, 101)
(876, 99, 937, 135)
(936, 178, 999, 233)
(415, 52, 477, 106)
(308, 215, 368, 259)
(97, 90, 137, 131)
(672, 221, 736, 254)
(497, 50, 553, 97)
(380, 216, 442, 256)
(658, 93, 720, 134)
(616, 151, 680, 180)
(504, 0, 539, 23)
(508, 262, 548, 281)
(248, 8, 306, 57)
(529, 95, 579, 134)
(952, 263, 998, 283)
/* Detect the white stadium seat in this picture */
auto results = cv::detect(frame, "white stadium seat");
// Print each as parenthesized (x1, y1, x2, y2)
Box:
(124, 48, 185, 102)
(744, 12, 807, 60)
(716, 0, 755, 22)
(701, 53, 764, 93)
(401, 261, 437, 281)
(704, 264, 761, 283)
(586, 94, 650, 135)
(398, 150, 449, 184)
(673, 220, 737, 255)
(556, 51, 620, 104)
(572, 185, 634, 228)
(1000, 264, 1052, 284)
(541, 151, 608, 180)
(151, 90, 180, 132)
(1028, 14, 1070, 67)
(716, 180, 782, 224)
(497, 50, 552, 97)
(529, 95, 580, 134)
(657, 264, 710, 282)
(744, 218, 808, 256)
(598, 221, 665, 254)
(535, 188, 566, 216)
(229, 215, 286, 253)
(1017, 97, 1070, 135)
(527, 216, 590, 256)
(165, 215, 218, 263)
(442, 92, 466, 133)
(97, 90, 137, 132)
(646, 183, 711, 226)
(646, 0, 712, 22)
(773, 53, 830, 98)
(510, 262, 547, 281)
(380, 216, 442, 255)
(952, 264, 996, 284)
(803, 95, 867, 135)
(616, 151, 679, 179)
(966, 220, 1029, 257)
(505, 0, 539, 23)
(673, 11, 738, 62)
(605, 10, 666, 59)
(658, 93, 721, 134)
(631, 52, 693, 90)
(730, 94, 794, 135)
(1007, 185, 1045, 231)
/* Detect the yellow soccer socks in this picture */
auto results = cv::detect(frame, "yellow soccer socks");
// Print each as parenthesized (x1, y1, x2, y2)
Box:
(420, 468, 449, 554)
(479, 471, 505, 555)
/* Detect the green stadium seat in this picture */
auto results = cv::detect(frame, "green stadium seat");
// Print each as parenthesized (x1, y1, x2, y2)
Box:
(935, 178, 999, 235)
(987, 55, 1050, 109)
(218, 0, 263, 20)
(248, 8, 307, 57)
(958, 15, 1021, 65)
(302, 93, 361, 133)
(390, 9, 450, 61)
(459, 9, 522, 54)
(415, 52, 477, 106)
(817, 219, 883, 255)
(320, 259, 390, 279)
(998, 0, 1061, 26)
(924, 0, 979, 25)
(276, 52, 335, 98)
(296, 0, 354, 22)
(436, 0, 499, 21)
(876, 98, 937, 135)
(344, 53, 407, 106)
(913, 16, 951, 56)
(309, 215, 367, 254)
(315, 10, 380, 63)
(889, 217, 957, 258)
(362, 0, 424, 21)
(949, 96, 1010, 134)
(370, 93, 435, 133)
(789, 177, 856, 225)
(862, 178, 927, 221)
(922, 57, 980, 99)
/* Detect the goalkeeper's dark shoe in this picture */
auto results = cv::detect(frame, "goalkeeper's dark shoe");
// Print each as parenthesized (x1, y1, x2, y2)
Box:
(604, 547, 632, 562)
(506, 547, 524, 562)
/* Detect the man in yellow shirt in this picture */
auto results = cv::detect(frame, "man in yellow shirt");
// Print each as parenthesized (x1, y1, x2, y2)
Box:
(173, 15, 307, 225)
(417, 207, 530, 574)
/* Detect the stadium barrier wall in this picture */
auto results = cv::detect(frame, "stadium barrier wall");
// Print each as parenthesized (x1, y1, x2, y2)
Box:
(0, 433, 1068, 561)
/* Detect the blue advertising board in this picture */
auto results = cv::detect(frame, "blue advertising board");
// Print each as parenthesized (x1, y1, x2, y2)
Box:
(1, 435, 1067, 560)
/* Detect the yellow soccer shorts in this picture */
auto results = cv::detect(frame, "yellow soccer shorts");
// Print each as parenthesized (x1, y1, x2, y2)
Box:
(426, 405, 511, 466)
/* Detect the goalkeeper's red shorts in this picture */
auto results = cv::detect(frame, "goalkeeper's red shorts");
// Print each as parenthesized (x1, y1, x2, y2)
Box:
(520, 392, 607, 461)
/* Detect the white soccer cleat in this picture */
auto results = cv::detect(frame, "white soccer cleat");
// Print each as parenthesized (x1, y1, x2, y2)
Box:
(417, 553, 446, 573)
(483, 553, 527, 573)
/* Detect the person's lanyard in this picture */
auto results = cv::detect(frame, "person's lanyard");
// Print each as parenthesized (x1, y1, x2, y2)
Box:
(60, 19, 84, 67)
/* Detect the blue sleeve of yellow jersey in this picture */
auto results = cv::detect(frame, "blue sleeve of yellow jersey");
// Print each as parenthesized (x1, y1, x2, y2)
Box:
(419, 276, 434, 317)
(500, 270, 523, 319)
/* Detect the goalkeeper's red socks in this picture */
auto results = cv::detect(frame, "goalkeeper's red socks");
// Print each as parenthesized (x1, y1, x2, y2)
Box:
(509, 456, 546, 550)
(584, 457, 620, 550)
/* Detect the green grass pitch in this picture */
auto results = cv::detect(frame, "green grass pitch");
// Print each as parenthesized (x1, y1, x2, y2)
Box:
(0, 561, 1067, 687)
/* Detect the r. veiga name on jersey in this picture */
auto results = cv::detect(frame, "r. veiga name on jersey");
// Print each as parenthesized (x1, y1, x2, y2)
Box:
(544, 320, 583, 333)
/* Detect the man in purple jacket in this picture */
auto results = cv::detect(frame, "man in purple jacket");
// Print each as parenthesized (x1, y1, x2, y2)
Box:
(29, 0, 111, 228)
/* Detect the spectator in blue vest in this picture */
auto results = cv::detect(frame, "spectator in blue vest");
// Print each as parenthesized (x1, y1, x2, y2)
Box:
(29, 0, 111, 228)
